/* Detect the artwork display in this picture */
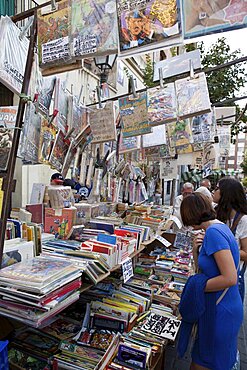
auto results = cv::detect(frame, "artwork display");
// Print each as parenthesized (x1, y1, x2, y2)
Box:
(38, 76, 56, 118)
(175, 73, 211, 119)
(182, 0, 247, 39)
(217, 125, 231, 155)
(38, 119, 57, 164)
(70, 0, 118, 58)
(89, 101, 117, 143)
(19, 103, 42, 163)
(160, 158, 178, 179)
(49, 130, 70, 172)
(0, 16, 29, 95)
(0, 106, 18, 171)
(119, 92, 151, 137)
(54, 79, 69, 134)
(117, 0, 182, 55)
(145, 144, 175, 159)
(69, 96, 89, 138)
(191, 111, 215, 144)
(147, 83, 177, 126)
(37, 0, 71, 65)
(119, 134, 141, 154)
(166, 119, 193, 148)
(142, 125, 166, 148)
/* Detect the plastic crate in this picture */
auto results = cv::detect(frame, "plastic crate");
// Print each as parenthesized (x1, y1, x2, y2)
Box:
(0, 340, 9, 370)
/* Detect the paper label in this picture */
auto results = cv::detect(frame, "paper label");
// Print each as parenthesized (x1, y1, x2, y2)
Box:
(155, 234, 171, 247)
(122, 257, 133, 283)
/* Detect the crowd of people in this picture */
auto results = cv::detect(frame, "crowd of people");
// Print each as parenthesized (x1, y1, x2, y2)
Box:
(174, 176, 247, 370)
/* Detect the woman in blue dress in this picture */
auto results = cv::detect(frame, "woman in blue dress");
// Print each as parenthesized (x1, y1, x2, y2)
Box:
(180, 193, 243, 370)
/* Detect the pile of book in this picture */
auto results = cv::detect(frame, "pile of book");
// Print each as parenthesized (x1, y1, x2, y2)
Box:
(0, 256, 82, 327)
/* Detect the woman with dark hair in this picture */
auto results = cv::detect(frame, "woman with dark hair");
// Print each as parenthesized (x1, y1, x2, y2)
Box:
(178, 193, 242, 370)
(212, 177, 247, 301)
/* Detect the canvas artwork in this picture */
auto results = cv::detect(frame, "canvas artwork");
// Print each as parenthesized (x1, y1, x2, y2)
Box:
(160, 158, 178, 180)
(70, 0, 118, 58)
(37, 0, 71, 65)
(0, 16, 29, 95)
(191, 111, 216, 144)
(117, 0, 182, 55)
(147, 83, 177, 126)
(175, 73, 211, 119)
(69, 96, 88, 138)
(182, 0, 247, 39)
(89, 101, 117, 143)
(142, 125, 166, 148)
(54, 79, 69, 134)
(0, 106, 18, 171)
(141, 312, 181, 340)
(119, 134, 141, 154)
(38, 76, 56, 118)
(49, 130, 70, 172)
(145, 144, 175, 159)
(19, 103, 42, 163)
(38, 118, 57, 164)
(119, 92, 151, 137)
(166, 119, 193, 148)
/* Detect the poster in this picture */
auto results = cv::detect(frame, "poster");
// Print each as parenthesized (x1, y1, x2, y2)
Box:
(38, 0, 71, 66)
(19, 103, 42, 163)
(191, 111, 215, 144)
(217, 125, 231, 155)
(147, 83, 177, 126)
(117, 0, 182, 55)
(0, 106, 18, 171)
(182, 0, 247, 39)
(160, 158, 178, 179)
(192, 148, 203, 169)
(0, 16, 29, 95)
(70, 0, 118, 58)
(175, 73, 211, 119)
(145, 144, 175, 159)
(119, 92, 151, 137)
(142, 125, 166, 148)
(166, 119, 193, 148)
(89, 101, 117, 143)
(203, 142, 218, 175)
(38, 76, 56, 118)
(38, 118, 57, 164)
(54, 79, 69, 134)
(153, 49, 201, 81)
(49, 130, 70, 172)
(119, 134, 141, 153)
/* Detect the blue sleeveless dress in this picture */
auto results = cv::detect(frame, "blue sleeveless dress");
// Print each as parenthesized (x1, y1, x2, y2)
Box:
(192, 223, 243, 370)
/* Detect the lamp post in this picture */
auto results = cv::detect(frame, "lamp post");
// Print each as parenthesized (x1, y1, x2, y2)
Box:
(94, 54, 117, 85)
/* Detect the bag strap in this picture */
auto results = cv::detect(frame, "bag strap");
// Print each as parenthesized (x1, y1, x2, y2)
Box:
(230, 212, 243, 236)
(216, 259, 241, 305)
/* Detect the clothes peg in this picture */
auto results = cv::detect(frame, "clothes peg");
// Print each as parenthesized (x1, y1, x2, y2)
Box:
(189, 59, 195, 79)
(51, 0, 57, 11)
(48, 109, 58, 126)
(19, 16, 34, 40)
(77, 85, 84, 106)
(96, 85, 103, 108)
(159, 68, 164, 88)
(64, 127, 75, 140)
(129, 76, 138, 98)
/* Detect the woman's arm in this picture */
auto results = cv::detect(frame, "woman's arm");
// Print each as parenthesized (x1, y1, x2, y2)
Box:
(240, 237, 247, 263)
(205, 249, 237, 292)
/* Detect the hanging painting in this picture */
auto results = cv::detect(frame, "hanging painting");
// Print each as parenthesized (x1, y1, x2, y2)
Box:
(38, 76, 56, 118)
(38, 118, 57, 164)
(166, 119, 193, 148)
(119, 134, 141, 154)
(0, 106, 18, 170)
(160, 158, 178, 180)
(191, 111, 216, 144)
(49, 130, 70, 172)
(142, 125, 167, 148)
(54, 79, 69, 134)
(70, 0, 118, 58)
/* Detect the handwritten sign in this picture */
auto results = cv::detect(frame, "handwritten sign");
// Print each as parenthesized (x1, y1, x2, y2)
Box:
(90, 101, 117, 143)
(122, 257, 133, 283)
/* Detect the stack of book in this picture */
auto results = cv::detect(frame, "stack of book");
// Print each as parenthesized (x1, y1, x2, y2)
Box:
(0, 257, 82, 327)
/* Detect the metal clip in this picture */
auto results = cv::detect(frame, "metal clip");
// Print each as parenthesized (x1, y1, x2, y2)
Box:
(189, 59, 195, 79)
(130, 76, 138, 98)
(51, 0, 57, 11)
(159, 68, 164, 88)
(96, 86, 103, 108)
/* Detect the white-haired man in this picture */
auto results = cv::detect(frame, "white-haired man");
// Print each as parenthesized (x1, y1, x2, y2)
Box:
(173, 182, 194, 227)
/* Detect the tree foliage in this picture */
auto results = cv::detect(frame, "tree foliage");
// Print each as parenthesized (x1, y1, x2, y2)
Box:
(142, 54, 156, 88)
(198, 38, 246, 105)
(241, 150, 247, 176)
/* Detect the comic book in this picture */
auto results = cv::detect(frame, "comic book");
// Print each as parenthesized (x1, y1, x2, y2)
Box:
(37, 0, 71, 65)
(119, 92, 151, 138)
(70, 0, 118, 58)
(0, 106, 18, 170)
(117, 0, 182, 55)
(19, 102, 42, 163)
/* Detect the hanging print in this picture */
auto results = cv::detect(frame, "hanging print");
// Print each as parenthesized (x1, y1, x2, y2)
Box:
(70, 0, 118, 58)
(117, 0, 182, 55)
(166, 119, 193, 148)
(147, 83, 177, 126)
(191, 111, 216, 144)
(182, 0, 247, 39)
(0, 106, 18, 170)
(119, 92, 151, 137)
(89, 101, 117, 143)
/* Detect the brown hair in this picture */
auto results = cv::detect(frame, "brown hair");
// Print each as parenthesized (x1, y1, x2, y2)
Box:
(181, 193, 216, 226)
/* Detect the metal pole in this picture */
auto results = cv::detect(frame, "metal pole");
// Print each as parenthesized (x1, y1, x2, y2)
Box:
(0, 14, 37, 269)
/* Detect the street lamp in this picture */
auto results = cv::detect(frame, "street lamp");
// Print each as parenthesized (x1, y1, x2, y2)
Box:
(94, 54, 117, 84)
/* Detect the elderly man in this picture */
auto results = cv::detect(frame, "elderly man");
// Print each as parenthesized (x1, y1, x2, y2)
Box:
(200, 178, 211, 190)
(173, 182, 194, 227)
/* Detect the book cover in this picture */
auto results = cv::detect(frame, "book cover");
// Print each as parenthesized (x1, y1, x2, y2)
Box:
(117, 343, 148, 369)
(141, 312, 181, 341)
(44, 207, 76, 238)
(42, 318, 81, 340)
(30, 183, 46, 204)
(38, 0, 71, 66)
(70, 0, 118, 58)
(26, 204, 44, 224)
(0, 106, 18, 170)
